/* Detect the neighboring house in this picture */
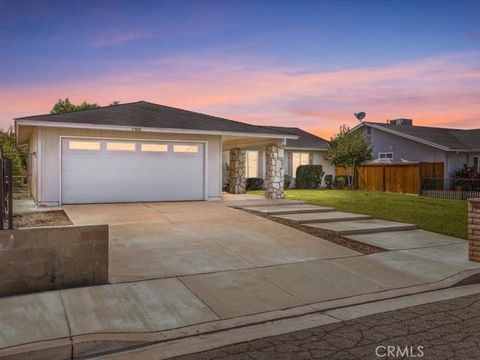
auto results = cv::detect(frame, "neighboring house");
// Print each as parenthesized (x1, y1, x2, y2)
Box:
(222, 127, 333, 188)
(15, 101, 299, 206)
(353, 119, 480, 177)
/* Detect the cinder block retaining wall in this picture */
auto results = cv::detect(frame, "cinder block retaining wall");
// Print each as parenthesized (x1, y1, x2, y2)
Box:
(0, 225, 108, 296)
(469, 199, 480, 262)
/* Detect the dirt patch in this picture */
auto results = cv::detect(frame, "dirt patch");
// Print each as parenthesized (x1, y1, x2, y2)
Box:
(14, 211, 73, 228)
(241, 209, 384, 255)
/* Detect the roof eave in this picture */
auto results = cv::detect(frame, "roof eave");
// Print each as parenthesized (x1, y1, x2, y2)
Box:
(285, 146, 328, 151)
(15, 119, 298, 140)
(364, 123, 452, 151)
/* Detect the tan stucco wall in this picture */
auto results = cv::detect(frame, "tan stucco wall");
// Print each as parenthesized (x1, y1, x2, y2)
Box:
(35, 127, 222, 205)
(311, 151, 334, 178)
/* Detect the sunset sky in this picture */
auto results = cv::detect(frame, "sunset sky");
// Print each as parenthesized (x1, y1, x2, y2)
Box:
(1, 0, 479, 138)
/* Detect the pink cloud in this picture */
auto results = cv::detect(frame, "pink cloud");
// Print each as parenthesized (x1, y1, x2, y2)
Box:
(1, 52, 480, 137)
(90, 30, 152, 48)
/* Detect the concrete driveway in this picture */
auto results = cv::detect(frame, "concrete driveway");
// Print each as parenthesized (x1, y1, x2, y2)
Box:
(63, 201, 359, 283)
(3, 199, 480, 358)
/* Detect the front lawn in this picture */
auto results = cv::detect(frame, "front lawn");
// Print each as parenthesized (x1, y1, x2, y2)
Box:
(249, 190, 468, 239)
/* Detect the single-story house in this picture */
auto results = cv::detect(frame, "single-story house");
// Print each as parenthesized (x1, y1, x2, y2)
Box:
(222, 126, 333, 188)
(15, 101, 331, 206)
(353, 119, 480, 177)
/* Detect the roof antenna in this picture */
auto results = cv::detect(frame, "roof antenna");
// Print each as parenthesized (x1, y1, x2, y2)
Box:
(354, 112, 366, 122)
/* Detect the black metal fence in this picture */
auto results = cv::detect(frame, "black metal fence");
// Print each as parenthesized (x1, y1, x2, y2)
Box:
(422, 177, 480, 200)
(0, 145, 13, 229)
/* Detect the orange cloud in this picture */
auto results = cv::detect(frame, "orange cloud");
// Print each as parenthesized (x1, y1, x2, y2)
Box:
(1, 52, 479, 137)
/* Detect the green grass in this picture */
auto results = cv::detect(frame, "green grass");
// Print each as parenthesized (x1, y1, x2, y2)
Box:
(249, 190, 468, 239)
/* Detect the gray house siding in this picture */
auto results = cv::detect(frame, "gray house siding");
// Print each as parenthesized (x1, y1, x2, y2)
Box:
(359, 126, 472, 177)
(361, 127, 446, 162)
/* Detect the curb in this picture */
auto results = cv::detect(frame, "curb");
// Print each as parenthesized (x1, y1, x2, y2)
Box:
(3, 268, 480, 360)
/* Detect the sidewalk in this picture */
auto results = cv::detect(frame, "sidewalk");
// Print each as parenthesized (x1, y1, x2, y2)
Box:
(1, 198, 479, 359)
(1, 240, 479, 359)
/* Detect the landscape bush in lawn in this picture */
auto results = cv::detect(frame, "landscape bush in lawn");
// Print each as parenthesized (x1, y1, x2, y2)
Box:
(334, 175, 350, 189)
(284, 175, 292, 189)
(324, 174, 334, 189)
(295, 165, 324, 189)
(246, 177, 265, 190)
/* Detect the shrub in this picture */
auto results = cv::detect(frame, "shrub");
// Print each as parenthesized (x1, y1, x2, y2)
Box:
(284, 175, 292, 189)
(324, 174, 334, 189)
(451, 164, 480, 180)
(246, 177, 264, 190)
(334, 175, 348, 189)
(295, 165, 324, 189)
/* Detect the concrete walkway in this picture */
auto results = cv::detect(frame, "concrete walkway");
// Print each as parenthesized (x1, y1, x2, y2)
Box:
(1, 197, 479, 359)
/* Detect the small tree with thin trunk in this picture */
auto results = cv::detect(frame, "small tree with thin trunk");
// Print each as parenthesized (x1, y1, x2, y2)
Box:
(326, 124, 372, 189)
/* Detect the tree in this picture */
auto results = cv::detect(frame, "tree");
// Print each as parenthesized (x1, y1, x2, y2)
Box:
(326, 124, 372, 189)
(0, 127, 27, 185)
(51, 98, 100, 114)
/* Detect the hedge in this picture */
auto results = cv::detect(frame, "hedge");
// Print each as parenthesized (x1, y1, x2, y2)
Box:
(295, 165, 324, 189)
(246, 177, 265, 190)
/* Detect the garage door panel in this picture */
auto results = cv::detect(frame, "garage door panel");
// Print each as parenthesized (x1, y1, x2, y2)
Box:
(61, 139, 205, 204)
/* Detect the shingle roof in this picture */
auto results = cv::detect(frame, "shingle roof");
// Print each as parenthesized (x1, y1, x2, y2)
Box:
(15, 101, 291, 137)
(365, 122, 480, 151)
(261, 126, 329, 150)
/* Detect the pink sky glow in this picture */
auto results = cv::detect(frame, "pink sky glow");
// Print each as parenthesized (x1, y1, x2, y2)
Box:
(2, 51, 479, 139)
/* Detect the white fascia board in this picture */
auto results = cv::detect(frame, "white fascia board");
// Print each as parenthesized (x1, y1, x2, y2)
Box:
(285, 147, 328, 151)
(350, 122, 366, 132)
(15, 120, 299, 140)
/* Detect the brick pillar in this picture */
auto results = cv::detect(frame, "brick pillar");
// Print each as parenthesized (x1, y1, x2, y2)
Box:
(469, 198, 480, 262)
(265, 144, 285, 199)
(228, 148, 246, 194)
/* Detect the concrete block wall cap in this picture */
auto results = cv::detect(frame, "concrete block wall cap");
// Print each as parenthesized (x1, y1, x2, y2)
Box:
(17, 224, 109, 231)
(468, 198, 480, 203)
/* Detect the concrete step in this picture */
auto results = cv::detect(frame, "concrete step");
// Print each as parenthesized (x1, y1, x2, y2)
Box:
(343, 229, 465, 251)
(272, 211, 370, 224)
(226, 200, 305, 208)
(304, 219, 417, 235)
(242, 204, 335, 215)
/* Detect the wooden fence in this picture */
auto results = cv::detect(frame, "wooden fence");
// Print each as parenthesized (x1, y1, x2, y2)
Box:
(335, 162, 444, 195)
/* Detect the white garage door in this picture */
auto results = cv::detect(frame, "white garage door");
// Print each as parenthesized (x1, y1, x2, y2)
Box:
(61, 138, 205, 204)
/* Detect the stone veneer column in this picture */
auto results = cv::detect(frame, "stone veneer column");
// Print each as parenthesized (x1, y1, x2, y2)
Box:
(265, 144, 285, 199)
(469, 198, 480, 262)
(228, 148, 246, 194)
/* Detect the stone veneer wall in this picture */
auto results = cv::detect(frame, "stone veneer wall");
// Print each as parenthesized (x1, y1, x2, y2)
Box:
(228, 148, 246, 194)
(265, 144, 285, 199)
(469, 198, 480, 262)
(0, 224, 109, 297)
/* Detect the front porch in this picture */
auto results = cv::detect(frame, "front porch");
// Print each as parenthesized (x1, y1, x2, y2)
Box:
(222, 136, 286, 199)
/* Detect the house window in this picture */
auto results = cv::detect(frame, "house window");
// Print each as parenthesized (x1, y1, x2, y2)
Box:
(68, 141, 100, 150)
(378, 152, 393, 159)
(173, 145, 199, 153)
(141, 143, 168, 152)
(245, 151, 258, 178)
(106, 142, 136, 151)
(474, 156, 479, 171)
(292, 152, 310, 177)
